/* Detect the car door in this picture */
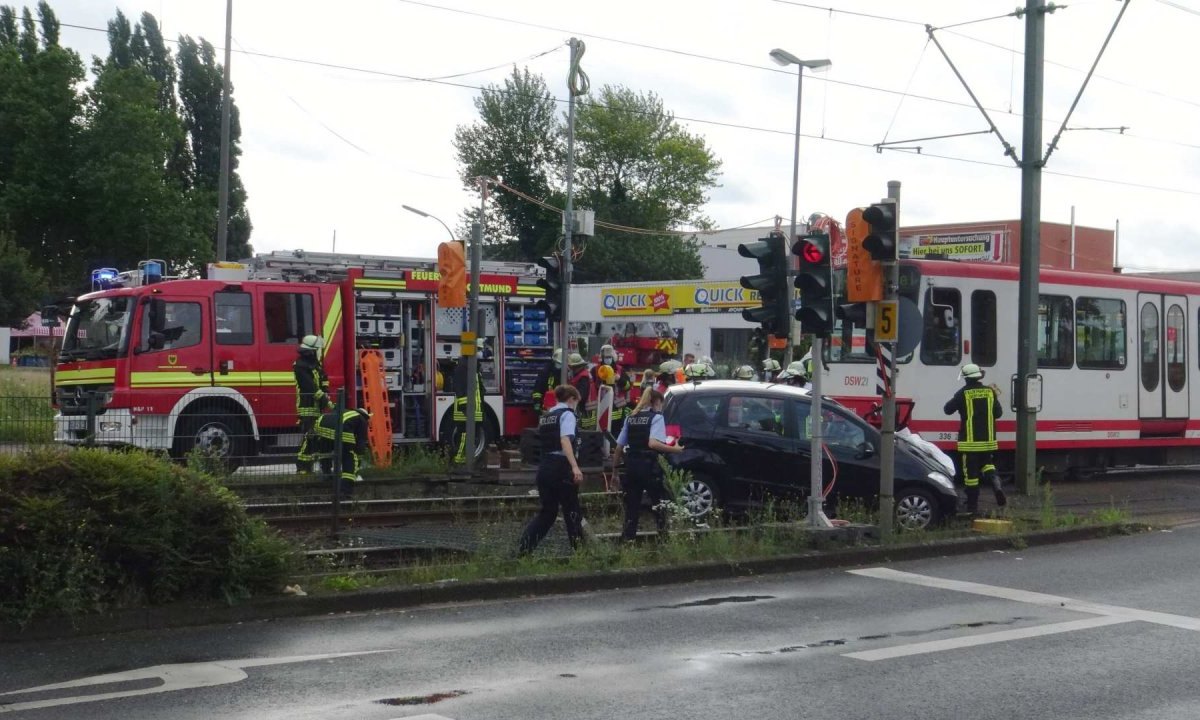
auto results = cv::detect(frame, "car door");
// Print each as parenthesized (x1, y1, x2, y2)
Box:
(712, 392, 796, 510)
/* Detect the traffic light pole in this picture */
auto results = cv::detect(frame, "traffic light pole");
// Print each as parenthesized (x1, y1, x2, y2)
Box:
(878, 180, 901, 539)
(465, 182, 485, 474)
(807, 336, 831, 529)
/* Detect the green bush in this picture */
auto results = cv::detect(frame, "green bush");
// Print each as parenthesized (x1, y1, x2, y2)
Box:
(0, 368, 53, 443)
(0, 447, 297, 626)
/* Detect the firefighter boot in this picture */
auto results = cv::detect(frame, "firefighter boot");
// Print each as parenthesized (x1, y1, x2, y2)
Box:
(964, 487, 980, 517)
(989, 472, 1007, 507)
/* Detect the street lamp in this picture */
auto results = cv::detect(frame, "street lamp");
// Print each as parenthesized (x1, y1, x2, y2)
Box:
(402, 204, 456, 242)
(770, 48, 831, 530)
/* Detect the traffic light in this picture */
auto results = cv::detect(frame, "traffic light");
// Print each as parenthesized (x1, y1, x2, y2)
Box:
(794, 233, 833, 337)
(535, 255, 564, 322)
(436, 241, 466, 308)
(836, 302, 869, 328)
(738, 234, 790, 336)
(862, 199, 899, 262)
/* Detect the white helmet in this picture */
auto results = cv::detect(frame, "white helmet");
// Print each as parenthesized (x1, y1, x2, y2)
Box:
(300, 334, 324, 353)
(734, 364, 756, 380)
(777, 360, 808, 381)
(683, 363, 704, 379)
(600, 344, 616, 358)
(698, 355, 713, 365)
(552, 348, 563, 367)
(659, 359, 682, 373)
(762, 358, 781, 373)
(959, 363, 984, 380)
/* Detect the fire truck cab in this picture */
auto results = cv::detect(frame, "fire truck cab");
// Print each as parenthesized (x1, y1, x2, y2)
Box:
(53, 251, 555, 468)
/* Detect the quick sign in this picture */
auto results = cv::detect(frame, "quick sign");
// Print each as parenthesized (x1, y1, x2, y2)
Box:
(600, 282, 767, 317)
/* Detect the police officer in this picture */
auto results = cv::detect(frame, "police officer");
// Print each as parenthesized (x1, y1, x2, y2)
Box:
(314, 406, 370, 499)
(531, 348, 563, 416)
(733, 364, 757, 381)
(517, 385, 586, 554)
(613, 389, 684, 540)
(451, 357, 485, 465)
(294, 334, 331, 474)
(762, 357, 782, 383)
(944, 362, 1005, 515)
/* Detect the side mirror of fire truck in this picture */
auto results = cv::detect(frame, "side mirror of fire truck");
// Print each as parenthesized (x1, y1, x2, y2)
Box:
(148, 297, 167, 334)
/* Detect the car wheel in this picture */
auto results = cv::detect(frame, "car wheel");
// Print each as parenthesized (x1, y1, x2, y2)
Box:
(895, 486, 939, 531)
(679, 474, 720, 519)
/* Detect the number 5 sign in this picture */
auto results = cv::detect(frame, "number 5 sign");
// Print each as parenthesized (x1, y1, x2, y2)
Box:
(875, 301, 898, 343)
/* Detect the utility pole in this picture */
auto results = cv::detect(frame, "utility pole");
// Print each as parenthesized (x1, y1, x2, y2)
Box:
(216, 0, 233, 262)
(560, 38, 584, 385)
(1016, 0, 1048, 496)
(465, 180, 485, 473)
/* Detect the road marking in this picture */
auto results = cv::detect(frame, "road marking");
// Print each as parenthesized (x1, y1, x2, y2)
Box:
(0, 650, 398, 714)
(844, 616, 1132, 661)
(843, 567, 1200, 661)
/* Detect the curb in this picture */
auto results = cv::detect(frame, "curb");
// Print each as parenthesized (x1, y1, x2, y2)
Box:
(0, 523, 1146, 643)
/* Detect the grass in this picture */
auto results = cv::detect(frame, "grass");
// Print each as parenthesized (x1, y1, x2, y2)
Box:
(0, 367, 53, 443)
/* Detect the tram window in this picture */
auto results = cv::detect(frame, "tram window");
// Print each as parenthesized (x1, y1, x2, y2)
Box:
(1076, 297, 1125, 370)
(970, 291, 997, 367)
(1166, 304, 1185, 392)
(1036, 295, 1073, 368)
(1140, 302, 1159, 392)
(920, 288, 961, 366)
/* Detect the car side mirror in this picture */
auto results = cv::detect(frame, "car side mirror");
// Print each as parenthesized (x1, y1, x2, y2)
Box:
(148, 297, 166, 334)
(856, 441, 876, 459)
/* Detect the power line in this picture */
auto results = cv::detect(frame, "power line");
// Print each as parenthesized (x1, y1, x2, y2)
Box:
(769, 0, 925, 26)
(55, 17, 1200, 199)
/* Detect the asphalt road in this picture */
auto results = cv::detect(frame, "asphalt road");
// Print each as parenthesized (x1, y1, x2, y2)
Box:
(5, 520, 1200, 719)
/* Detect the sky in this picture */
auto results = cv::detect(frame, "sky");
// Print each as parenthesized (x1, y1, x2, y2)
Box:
(41, 0, 1200, 272)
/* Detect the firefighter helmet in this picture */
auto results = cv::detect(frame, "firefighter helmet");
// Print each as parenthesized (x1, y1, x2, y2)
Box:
(734, 364, 756, 380)
(762, 358, 781, 373)
(300, 334, 323, 354)
(959, 363, 984, 380)
(567, 352, 587, 368)
(552, 348, 563, 367)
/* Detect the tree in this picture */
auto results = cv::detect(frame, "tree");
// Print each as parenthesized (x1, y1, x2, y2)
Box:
(177, 35, 252, 261)
(453, 71, 720, 282)
(453, 67, 561, 262)
(0, 231, 47, 328)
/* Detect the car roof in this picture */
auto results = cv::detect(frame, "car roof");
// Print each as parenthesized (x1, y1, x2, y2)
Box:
(667, 379, 812, 399)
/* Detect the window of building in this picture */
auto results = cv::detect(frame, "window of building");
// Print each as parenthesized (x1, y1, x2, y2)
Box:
(920, 287, 961, 366)
(215, 291, 254, 345)
(710, 328, 753, 368)
(139, 301, 201, 352)
(970, 290, 997, 367)
(1166, 303, 1186, 393)
(264, 292, 315, 344)
(1075, 297, 1125, 370)
(1037, 295, 1073, 368)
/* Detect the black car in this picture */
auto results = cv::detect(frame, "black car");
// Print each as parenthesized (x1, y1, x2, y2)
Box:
(662, 380, 957, 530)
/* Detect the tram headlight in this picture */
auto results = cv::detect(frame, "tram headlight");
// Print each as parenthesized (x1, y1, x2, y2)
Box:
(927, 471, 954, 491)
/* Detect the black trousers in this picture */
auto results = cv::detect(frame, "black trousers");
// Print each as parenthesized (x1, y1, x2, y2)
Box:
(621, 455, 670, 540)
(296, 415, 318, 472)
(518, 454, 585, 554)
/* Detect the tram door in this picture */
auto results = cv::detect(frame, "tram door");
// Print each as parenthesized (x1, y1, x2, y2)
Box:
(1137, 293, 1188, 420)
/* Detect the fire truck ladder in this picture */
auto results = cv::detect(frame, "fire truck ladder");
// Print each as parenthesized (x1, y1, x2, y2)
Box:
(246, 250, 543, 283)
(358, 349, 394, 467)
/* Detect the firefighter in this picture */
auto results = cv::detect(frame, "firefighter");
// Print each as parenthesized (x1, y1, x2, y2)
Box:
(568, 352, 597, 431)
(452, 356, 486, 465)
(531, 348, 563, 416)
(314, 406, 370, 499)
(776, 360, 809, 388)
(596, 344, 631, 438)
(762, 357, 782, 383)
(294, 334, 331, 474)
(733, 364, 757, 380)
(613, 388, 685, 541)
(517, 384, 585, 554)
(943, 362, 1006, 515)
(655, 359, 682, 394)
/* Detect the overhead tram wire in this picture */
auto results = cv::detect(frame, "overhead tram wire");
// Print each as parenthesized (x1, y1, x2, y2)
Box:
(53, 18, 1200, 199)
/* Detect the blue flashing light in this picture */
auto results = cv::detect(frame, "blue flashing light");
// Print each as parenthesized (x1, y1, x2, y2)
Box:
(142, 261, 163, 284)
(91, 267, 120, 291)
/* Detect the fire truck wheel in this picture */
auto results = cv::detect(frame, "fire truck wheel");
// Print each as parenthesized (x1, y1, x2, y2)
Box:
(442, 417, 496, 465)
(175, 409, 248, 472)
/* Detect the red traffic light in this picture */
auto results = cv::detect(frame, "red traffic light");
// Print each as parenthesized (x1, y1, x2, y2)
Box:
(801, 242, 824, 264)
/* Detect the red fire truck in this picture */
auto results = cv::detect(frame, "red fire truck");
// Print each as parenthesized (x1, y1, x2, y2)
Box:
(52, 251, 555, 468)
